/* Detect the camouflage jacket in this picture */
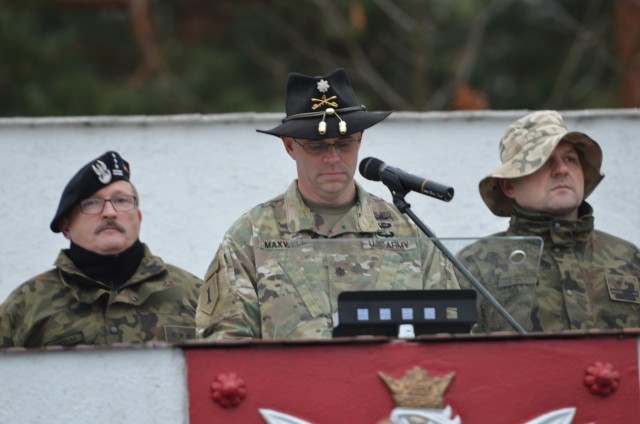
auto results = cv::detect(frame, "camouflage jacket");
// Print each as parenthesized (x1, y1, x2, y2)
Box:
(457, 203, 640, 332)
(197, 181, 460, 340)
(0, 244, 202, 347)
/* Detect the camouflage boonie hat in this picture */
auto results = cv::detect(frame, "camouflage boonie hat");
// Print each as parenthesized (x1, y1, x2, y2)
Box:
(479, 110, 604, 217)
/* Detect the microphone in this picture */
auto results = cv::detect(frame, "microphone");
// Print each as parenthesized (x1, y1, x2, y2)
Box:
(359, 157, 454, 202)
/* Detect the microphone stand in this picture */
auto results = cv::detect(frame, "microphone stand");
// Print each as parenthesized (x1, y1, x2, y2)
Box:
(385, 185, 527, 335)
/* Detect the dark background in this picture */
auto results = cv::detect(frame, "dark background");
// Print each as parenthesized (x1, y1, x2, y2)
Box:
(2, 0, 640, 117)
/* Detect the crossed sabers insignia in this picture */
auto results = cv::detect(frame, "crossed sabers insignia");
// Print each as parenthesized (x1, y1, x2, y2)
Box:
(311, 94, 338, 110)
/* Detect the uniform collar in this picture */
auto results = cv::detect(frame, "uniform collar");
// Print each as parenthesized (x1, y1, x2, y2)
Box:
(509, 202, 594, 246)
(284, 180, 379, 236)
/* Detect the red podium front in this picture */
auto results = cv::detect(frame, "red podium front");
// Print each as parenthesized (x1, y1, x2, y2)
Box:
(185, 331, 639, 423)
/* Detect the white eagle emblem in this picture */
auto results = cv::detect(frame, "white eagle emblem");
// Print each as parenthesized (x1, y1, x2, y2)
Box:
(92, 160, 112, 184)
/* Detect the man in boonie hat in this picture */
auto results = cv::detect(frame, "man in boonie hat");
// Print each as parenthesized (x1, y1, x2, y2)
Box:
(458, 110, 640, 333)
(197, 68, 460, 341)
(0, 151, 202, 347)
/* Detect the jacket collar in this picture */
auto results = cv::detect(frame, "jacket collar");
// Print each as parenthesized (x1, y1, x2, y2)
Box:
(509, 202, 594, 246)
(283, 180, 379, 236)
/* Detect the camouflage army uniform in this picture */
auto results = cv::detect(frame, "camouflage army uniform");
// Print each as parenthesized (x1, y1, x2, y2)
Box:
(0, 244, 201, 347)
(458, 203, 640, 332)
(197, 181, 460, 340)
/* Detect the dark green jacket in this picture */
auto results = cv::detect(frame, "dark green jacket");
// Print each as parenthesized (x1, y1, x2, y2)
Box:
(458, 203, 640, 332)
(0, 244, 201, 347)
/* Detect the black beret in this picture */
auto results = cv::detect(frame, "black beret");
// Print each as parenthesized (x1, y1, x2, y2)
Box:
(50, 151, 131, 233)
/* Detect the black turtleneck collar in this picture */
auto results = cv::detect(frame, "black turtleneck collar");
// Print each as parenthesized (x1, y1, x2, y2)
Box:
(66, 239, 145, 290)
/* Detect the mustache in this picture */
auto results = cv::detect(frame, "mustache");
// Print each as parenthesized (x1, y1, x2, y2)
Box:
(94, 220, 125, 234)
(552, 179, 574, 189)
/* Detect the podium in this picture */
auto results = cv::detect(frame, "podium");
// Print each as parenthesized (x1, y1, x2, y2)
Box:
(185, 332, 640, 423)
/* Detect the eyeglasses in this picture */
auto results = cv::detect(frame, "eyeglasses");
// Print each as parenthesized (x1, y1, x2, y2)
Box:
(79, 195, 138, 214)
(292, 135, 361, 156)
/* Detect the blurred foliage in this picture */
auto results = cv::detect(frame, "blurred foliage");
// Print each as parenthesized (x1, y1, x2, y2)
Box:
(0, 0, 633, 117)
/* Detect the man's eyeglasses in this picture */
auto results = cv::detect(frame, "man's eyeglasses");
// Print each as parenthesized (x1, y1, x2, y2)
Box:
(292, 135, 361, 156)
(79, 195, 138, 214)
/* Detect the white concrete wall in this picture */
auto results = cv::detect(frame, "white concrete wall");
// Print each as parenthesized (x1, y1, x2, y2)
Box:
(0, 346, 188, 424)
(0, 110, 638, 301)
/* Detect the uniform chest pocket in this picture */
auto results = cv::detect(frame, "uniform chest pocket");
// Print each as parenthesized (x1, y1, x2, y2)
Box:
(255, 246, 328, 320)
(253, 246, 328, 339)
(493, 269, 539, 307)
(40, 303, 93, 346)
(496, 271, 539, 290)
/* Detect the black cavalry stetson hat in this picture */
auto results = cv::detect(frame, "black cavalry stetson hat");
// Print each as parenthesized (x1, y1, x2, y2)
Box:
(50, 151, 131, 233)
(257, 68, 392, 140)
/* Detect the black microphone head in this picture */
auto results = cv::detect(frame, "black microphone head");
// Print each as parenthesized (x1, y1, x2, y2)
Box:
(359, 157, 384, 181)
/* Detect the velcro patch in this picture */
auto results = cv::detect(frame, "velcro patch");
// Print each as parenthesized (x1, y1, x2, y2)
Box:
(198, 282, 218, 315)
(361, 239, 417, 251)
(164, 325, 196, 342)
(261, 239, 307, 249)
(44, 331, 85, 346)
(606, 274, 640, 304)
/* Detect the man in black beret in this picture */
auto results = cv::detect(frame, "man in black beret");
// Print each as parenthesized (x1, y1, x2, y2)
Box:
(197, 68, 460, 341)
(0, 151, 202, 347)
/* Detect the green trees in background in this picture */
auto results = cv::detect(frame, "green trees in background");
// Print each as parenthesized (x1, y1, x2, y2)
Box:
(1, 0, 636, 117)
